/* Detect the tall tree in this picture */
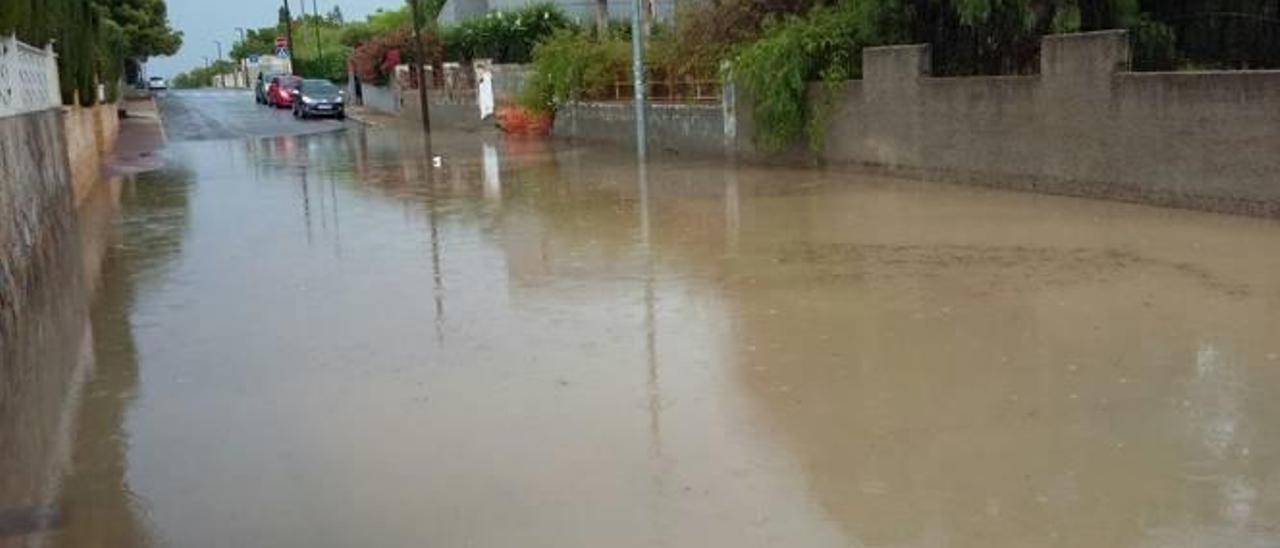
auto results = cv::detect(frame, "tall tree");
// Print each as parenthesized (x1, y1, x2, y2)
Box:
(100, 0, 183, 59)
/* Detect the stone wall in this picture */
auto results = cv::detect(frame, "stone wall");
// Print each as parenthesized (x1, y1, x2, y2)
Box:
(0, 108, 74, 341)
(795, 30, 1280, 215)
(64, 102, 119, 206)
(362, 83, 401, 115)
(402, 89, 487, 131)
(547, 30, 1280, 215)
(553, 102, 727, 156)
(364, 83, 491, 131)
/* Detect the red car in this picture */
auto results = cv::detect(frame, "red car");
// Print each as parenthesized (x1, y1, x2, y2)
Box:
(266, 75, 302, 108)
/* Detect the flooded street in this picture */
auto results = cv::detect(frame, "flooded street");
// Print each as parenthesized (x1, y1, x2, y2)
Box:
(6, 91, 1280, 547)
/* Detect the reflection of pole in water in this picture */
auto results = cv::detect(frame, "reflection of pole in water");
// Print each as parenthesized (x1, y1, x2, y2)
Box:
(724, 158, 740, 251)
(299, 168, 313, 245)
(429, 205, 444, 346)
(329, 171, 342, 259)
(423, 138, 445, 346)
(636, 150, 666, 547)
(318, 168, 328, 231)
(637, 156, 660, 458)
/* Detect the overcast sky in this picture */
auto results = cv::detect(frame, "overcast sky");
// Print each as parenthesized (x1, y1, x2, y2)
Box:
(149, 0, 400, 78)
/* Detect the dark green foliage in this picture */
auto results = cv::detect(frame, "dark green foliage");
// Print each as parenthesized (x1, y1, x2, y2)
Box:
(228, 18, 353, 84)
(1142, 1, 1280, 69)
(667, 0, 815, 78)
(105, 0, 182, 58)
(732, 0, 911, 151)
(442, 3, 576, 63)
(339, 22, 376, 47)
(0, 0, 181, 105)
(294, 55, 349, 82)
(519, 29, 631, 112)
(230, 26, 282, 61)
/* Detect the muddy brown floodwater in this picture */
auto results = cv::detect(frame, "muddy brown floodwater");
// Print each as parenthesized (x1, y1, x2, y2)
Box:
(4, 126, 1280, 548)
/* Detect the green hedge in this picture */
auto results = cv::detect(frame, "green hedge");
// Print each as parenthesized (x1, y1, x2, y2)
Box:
(294, 54, 350, 83)
(443, 3, 576, 63)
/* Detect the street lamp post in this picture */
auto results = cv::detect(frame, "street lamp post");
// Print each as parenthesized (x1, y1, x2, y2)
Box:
(629, 0, 648, 158)
(214, 40, 223, 61)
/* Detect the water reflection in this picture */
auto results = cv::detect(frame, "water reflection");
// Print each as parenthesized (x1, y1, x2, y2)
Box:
(0, 178, 98, 544)
(1, 165, 193, 547)
(51, 169, 194, 548)
(20, 127, 1280, 547)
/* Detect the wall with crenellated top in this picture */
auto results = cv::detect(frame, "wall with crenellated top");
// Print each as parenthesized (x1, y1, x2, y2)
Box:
(763, 30, 1280, 216)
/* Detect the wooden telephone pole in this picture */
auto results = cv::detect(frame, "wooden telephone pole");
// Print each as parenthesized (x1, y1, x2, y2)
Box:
(406, 0, 432, 134)
(281, 0, 296, 72)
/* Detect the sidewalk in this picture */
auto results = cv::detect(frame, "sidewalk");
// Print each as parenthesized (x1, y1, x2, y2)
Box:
(102, 97, 166, 177)
(346, 105, 400, 129)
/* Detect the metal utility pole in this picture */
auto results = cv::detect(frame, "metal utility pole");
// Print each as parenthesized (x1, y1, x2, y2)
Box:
(406, 0, 432, 135)
(629, 0, 647, 158)
(213, 40, 223, 60)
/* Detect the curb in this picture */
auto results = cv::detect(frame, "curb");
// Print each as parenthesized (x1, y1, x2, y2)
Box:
(346, 109, 385, 128)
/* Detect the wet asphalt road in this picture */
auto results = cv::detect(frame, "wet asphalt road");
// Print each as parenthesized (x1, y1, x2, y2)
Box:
(155, 88, 351, 141)
(6, 91, 1280, 547)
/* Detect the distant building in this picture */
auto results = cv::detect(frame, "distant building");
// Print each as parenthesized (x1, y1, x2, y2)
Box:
(437, 0, 677, 26)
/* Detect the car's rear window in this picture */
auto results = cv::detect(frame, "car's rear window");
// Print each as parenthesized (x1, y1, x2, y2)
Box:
(302, 81, 339, 94)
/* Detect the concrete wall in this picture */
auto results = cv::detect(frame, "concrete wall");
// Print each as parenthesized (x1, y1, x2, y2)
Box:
(364, 83, 492, 131)
(64, 102, 119, 206)
(2, 98, 120, 339)
(362, 83, 401, 114)
(553, 102, 727, 155)
(546, 30, 1280, 217)
(402, 91, 489, 131)
(798, 30, 1280, 215)
(0, 108, 74, 337)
